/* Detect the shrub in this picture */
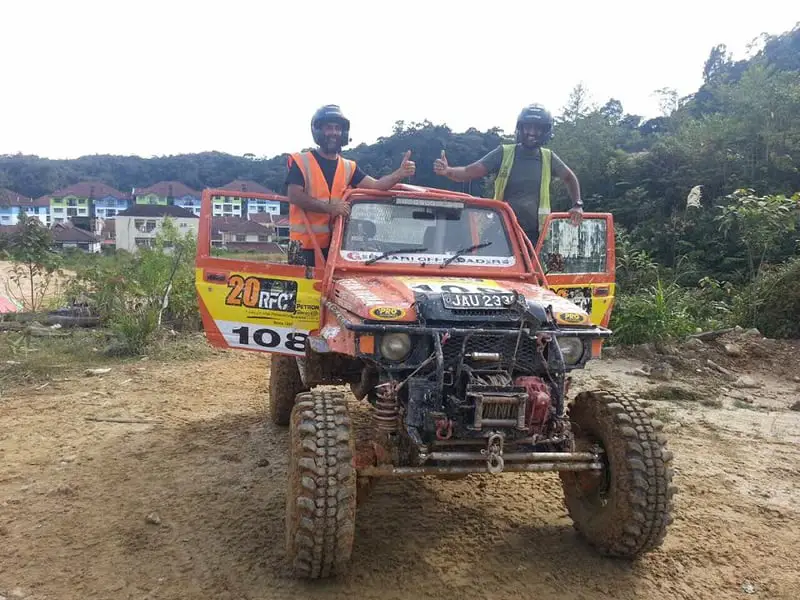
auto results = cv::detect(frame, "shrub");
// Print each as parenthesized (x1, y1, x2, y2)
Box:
(732, 257, 800, 339)
(66, 217, 199, 355)
(610, 278, 699, 345)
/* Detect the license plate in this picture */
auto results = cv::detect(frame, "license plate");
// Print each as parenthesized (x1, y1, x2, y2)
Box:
(442, 292, 513, 309)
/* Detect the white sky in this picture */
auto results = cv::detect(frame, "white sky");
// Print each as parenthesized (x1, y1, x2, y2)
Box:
(1, 0, 797, 160)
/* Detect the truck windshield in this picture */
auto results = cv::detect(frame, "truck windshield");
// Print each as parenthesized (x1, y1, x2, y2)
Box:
(340, 198, 516, 267)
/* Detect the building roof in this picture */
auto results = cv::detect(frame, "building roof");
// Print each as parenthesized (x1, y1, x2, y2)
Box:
(49, 181, 129, 200)
(51, 222, 101, 243)
(117, 204, 199, 219)
(250, 213, 289, 226)
(219, 179, 277, 195)
(211, 216, 271, 235)
(0, 188, 49, 207)
(134, 181, 200, 198)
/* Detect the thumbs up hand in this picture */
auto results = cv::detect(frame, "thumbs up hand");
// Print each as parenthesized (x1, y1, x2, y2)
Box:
(433, 149, 450, 177)
(398, 150, 416, 178)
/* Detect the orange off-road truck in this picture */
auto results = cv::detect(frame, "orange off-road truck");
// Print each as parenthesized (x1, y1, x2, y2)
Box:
(195, 184, 675, 579)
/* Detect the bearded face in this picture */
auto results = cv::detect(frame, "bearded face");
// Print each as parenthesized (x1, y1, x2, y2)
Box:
(319, 122, 343, 154)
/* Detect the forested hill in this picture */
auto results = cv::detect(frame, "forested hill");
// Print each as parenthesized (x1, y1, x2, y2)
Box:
(2, 25, 799, 272)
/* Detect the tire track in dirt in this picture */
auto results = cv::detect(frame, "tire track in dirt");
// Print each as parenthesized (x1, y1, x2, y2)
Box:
(1, 350, 798, 600)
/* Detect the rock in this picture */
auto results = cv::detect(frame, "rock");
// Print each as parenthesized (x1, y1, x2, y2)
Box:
(744, 328, 761, 337)
(723, 343, 743, 357)
(145, 512, 162, 525)
(734, 325, 744, 333)
(655, 341, 678, 355)
(50, 483, 75, 496)
(684, 337, 705, 350)
(256, 458, 270, 467)
(10, 589, 25, 599)
(627, 368, 650, 378)
(748, 343, 771, 358)
(793, 375, 800, 383)
(663, 422, 682, 433)
(639, 343, 656, 359)
(789, 401, 800, 412)
(650, 363, 674, 381)
(733, 375, 761, 389)
(741, 581, 757, 594)
(663, 355, 690, 369)
(600, 346, 620, 358)
(706, 359, 737, 380)
(85, 368, 111, 377)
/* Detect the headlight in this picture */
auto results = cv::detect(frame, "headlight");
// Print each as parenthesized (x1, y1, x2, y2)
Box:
(558, 337, 584, 365)
(380, 333, 411, 361)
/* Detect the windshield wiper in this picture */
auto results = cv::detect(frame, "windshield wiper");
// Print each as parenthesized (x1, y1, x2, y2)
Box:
(440, 242, 493, 268)
(363, 247, 428, 265)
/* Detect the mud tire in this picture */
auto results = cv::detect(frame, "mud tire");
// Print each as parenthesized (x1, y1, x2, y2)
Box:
(560, 389, 676, 558)
(285, 389, 357, 579)
(269, 354, 308, 426)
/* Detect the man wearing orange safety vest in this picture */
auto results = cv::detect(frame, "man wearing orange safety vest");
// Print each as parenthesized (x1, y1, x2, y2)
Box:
(285, 104, 416, 267)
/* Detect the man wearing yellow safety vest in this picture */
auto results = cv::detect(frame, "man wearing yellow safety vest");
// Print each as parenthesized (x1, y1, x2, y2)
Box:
(433, 103, 583, 246)
(286, 104, 416, 267)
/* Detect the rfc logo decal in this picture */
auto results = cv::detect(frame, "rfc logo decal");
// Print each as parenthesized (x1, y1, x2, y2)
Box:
(225, 275, 298, 313)
(368, 306, 406, 320)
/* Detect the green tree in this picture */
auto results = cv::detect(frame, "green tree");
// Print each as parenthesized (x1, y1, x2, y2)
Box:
(5, 214, 62, 312)
(715, 188, 799, 283)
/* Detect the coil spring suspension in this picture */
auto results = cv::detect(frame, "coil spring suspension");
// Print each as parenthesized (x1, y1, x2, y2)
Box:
(373, 383, 399, 433)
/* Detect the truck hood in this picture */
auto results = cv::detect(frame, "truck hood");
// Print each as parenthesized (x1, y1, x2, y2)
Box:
(332, 275, 591, 326)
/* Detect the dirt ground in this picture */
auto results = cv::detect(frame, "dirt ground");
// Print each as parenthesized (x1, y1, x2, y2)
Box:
(1, 332, 799, 600)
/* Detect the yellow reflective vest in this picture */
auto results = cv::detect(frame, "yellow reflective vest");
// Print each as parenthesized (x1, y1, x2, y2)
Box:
(492, 144, 552, 234)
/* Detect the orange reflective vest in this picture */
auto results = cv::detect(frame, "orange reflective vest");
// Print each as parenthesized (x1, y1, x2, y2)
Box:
(288, 151, 356, 249)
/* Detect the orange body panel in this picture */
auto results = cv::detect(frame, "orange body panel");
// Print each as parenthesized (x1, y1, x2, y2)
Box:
(195, 187, 615, 357)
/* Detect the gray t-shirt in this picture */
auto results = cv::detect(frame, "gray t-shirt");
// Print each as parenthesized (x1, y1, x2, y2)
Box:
(478, 144, 568, 241)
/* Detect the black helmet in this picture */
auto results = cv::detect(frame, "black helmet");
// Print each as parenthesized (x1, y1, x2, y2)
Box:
(515, 103, 554, 146)
(311, 104, 351, 150)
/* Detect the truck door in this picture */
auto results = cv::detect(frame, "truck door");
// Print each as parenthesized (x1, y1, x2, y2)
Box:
(194, 189, 322, 357)
(535, 212, 616, 329)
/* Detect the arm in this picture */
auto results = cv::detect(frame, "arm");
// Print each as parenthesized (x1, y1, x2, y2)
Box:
(552, 152, 583, 225)
(439, 161, 489, 182)
(552, 152, 583, 207)
(358, 171, 406, 191)
(560, 165, 582, 207)
(357, 151, 416, 191)
(434, 147, 496, 182)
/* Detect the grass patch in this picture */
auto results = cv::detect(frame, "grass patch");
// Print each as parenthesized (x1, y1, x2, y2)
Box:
(651, 406, 675, 423)
(699, 397, 724, 408)
(146, 331, 221, 362)
(732, 399, 763, 411)
(0, 329, 217, 388)
(640, 384, 708, 404)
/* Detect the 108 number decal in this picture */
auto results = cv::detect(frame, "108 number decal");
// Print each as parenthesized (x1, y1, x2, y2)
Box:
(231, 326, 307, 352)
